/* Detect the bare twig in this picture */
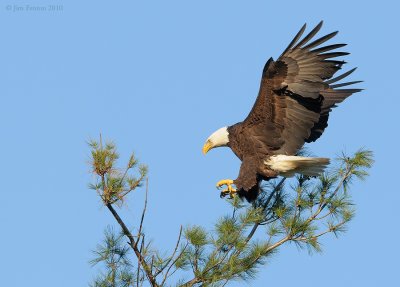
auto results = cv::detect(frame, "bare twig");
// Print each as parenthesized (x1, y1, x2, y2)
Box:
(156, 225, 183, 277)
(221, 279, 230, 287)
(136, 177, 149, 247)
(136, 261, 140, 287)
(161, 241, 189, 286)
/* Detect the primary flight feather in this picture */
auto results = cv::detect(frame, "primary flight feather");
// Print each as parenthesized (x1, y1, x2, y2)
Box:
(202, 21, 361, 202)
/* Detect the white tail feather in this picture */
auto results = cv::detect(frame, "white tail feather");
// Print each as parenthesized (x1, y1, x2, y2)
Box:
(265, 155, 330, 177)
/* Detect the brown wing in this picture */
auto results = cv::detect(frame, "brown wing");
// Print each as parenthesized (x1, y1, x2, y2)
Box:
(243, 21, 362, 155)
(307, 68, 362, 142)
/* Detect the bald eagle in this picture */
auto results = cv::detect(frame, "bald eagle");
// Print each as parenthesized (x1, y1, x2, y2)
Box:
(202, 21, 361, 202)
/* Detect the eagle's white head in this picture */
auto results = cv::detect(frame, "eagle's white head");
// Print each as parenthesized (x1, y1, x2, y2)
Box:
(202, 126, 229, 154)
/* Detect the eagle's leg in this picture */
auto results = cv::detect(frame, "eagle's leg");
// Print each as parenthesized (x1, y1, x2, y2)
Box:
(216, 179, 237, 198)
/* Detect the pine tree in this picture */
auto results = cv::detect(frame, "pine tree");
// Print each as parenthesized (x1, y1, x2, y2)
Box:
(88, 137, 373, 287)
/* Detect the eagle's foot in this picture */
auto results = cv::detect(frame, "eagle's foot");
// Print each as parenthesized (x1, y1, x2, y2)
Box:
(216, 179, 237, 199)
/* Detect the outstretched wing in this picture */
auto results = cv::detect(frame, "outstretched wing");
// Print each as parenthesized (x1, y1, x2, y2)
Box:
(244, 21, 361, 155)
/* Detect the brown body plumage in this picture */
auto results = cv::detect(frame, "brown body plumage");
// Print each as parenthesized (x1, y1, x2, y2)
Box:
(204, 21, 361, 202)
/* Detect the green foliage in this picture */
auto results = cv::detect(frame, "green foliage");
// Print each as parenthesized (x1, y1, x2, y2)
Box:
(88, 139, 373, 287)
(88, 137, 147, 205)
(90, 227, 135, 287)
(185, 226, 209, 247)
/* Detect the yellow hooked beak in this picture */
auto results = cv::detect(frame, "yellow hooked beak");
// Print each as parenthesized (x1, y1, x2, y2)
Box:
(202, 140, 213, 155)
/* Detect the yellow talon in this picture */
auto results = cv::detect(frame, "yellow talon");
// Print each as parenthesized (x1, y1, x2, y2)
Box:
(216, 179, 237, 198)
(216, 179, 233, 188)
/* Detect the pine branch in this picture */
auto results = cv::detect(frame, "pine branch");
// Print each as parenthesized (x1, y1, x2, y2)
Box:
(178, 179, 287, 287)
(89, 139, 373, 287)
(304, 162, 353, 226)
(106, 203, 159, 286)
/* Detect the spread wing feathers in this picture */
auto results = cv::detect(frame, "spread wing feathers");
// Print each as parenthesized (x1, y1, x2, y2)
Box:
(306, 68, 362, 142)
(244, 21, 361, 155)
(273, 20, 348, 99)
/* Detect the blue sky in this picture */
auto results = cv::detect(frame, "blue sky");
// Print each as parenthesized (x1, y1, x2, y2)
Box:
(1, 0, 398, 286)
